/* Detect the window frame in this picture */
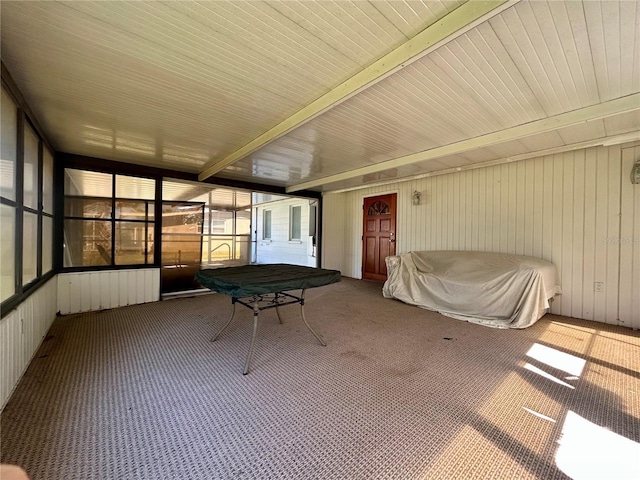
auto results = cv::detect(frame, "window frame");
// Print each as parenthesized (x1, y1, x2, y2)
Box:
(62, 169, 157, 269)
(1, 81, 56, 317)
(1, 61, 323, 317)
(289, 205, 302, 241)
(263, 209, 272, 240)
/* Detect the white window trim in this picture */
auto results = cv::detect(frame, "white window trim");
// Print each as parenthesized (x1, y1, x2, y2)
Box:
(289, 205, 302, 241)
(263, 209, 272, 240)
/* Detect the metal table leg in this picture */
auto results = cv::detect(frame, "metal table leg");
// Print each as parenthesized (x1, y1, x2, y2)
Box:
(211, 301, 237, 342)
(243, 301, 260, 375)
(299, 289, 326, 346)
(274, 293, 284, 324)
(213, 291, 325, 374)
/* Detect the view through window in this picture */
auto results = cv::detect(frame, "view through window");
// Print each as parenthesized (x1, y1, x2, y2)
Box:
(1, 85, 54, 310)
(63, 169, 156, 268)
(161, 179, 252, 293)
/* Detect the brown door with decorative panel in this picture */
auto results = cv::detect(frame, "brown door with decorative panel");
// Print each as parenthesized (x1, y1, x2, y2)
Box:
(362, 193, 397, 281)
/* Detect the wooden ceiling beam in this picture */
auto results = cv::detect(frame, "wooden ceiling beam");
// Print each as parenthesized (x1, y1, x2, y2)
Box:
(286, 93, 640, 193)
(198, 0, 517, 182)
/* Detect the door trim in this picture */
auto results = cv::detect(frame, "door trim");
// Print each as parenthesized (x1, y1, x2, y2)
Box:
(361, 192, 397, 281)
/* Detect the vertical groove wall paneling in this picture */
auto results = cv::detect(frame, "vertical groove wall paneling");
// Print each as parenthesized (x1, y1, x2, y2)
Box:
(571, 150, 586, 321)
(1, 277, 57, 411)
(322, 143, 636, 327)
(619, 146, 640, 329)
(582, 147, 597, 320)
(605, 146, 622, 322)
(560, 151, 574, 317)
(57, 269, 161, 315)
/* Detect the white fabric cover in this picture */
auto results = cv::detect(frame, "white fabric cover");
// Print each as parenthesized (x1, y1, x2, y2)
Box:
(382, 251, 562, 329)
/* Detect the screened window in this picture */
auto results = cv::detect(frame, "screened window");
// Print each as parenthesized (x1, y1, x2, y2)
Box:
(42, 215, 53, 274)
(41, 147, 54, 276)
(0, 204, 16, 303)
(42, 148, 54, 214)
(22, 212, 38, 285)
(23, 124, 39, 210)
(1, 84, 55, 312)
(263, 210, 272, 240)
(290, 205, 301, 240)
(63, 169, 156, 267)
(1, 87, 18, 303)
(1, 87, 17, 201)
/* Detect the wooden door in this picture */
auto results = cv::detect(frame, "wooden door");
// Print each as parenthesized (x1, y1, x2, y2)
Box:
(362, 193, 397, 281)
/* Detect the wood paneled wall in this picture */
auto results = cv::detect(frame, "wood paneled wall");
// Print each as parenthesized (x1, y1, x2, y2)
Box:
(2, 269, 159, 410)
(1, 277, 57, 410)
(57, 268, 160, 315)
(323, 143, 640, 329)
(619, 145, 640, 328)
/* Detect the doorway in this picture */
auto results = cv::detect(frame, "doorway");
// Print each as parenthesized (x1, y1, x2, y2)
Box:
(160, 201, 204, 294)
(362, 193, 397, 281)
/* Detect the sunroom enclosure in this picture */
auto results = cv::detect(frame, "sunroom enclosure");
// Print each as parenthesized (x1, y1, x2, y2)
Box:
(61, 170, 320, 296)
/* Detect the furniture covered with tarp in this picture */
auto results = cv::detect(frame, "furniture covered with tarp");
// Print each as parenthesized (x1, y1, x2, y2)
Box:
(382, 251, 561, 329)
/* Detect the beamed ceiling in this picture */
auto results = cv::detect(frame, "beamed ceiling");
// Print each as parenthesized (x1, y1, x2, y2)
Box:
(1, 1, 639, 193)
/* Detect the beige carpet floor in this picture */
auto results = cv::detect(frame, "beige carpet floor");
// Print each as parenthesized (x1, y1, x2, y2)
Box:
(1, 278, 639, 479)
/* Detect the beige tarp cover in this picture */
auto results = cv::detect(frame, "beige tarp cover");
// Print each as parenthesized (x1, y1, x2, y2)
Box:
(382, 251, 562, 329)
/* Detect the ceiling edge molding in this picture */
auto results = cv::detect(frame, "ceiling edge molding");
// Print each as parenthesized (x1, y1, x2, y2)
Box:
(288, 93, 640, 193)
(323, 131, 640, 195)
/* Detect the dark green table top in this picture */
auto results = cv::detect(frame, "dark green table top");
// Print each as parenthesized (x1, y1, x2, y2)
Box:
(195, 264, 342, 298)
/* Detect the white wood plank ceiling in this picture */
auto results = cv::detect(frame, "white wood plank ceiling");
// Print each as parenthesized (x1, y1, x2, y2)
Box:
(1, 0, 639, 192)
